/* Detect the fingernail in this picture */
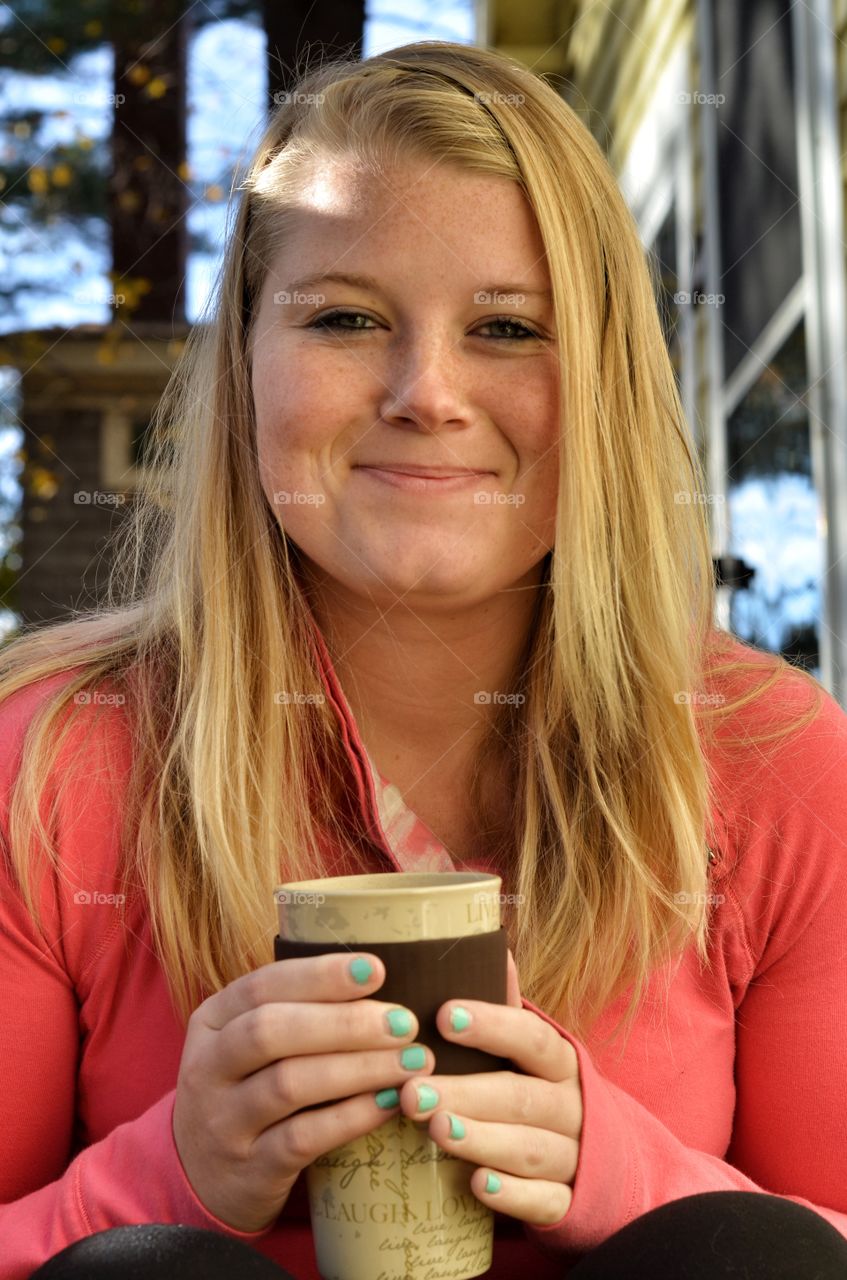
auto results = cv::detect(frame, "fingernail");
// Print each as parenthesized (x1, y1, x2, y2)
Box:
(400, 1045, 426, 1071)
(349, 957, 374, 985)
(449, 1005, 472, 1031)
(415, 1084, 439, 1112)
(385, 1008, 413, 1037)
(375, 1087, 400, 1109)
(448, 1113, 465, 1139)
(485, 1172, 501, 1194)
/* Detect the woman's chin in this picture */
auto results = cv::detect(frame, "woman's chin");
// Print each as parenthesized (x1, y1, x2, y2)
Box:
(345, 555, 490, 607)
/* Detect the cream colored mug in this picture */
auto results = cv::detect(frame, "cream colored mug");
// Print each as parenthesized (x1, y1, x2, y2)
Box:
(274, 871, 508, 1280)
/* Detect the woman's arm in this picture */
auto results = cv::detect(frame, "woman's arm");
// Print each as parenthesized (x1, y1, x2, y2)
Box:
(520, 686, 847, 1262)
(0, 681, 276, 1280)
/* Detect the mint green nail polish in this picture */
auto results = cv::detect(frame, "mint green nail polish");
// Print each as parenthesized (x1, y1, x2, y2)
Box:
(385, 1008, 413, 1037)
(485, 1173, 501, 1194)
(375, 1087, 400, 1109)
(448, 1113, 466, 1140)
(349, 957, 373, 985)
(450, 1005, 472, 1031)
(400, 1045, 426, 1070)
(416, 1084, 439, 1112)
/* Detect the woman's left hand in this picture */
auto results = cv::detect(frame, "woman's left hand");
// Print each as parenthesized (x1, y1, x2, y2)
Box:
(397, 950, 583, 1226)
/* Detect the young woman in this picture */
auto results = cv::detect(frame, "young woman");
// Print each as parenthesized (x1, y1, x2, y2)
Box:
(2, 39, 846, 1280)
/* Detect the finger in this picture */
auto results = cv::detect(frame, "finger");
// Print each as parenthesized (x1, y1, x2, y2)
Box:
(216, 996, 421, 1081)
(250, 1086, 405, 1179)
(437, 999, 578, 1084)
(399, 1071, 579, 1140)
(202, 952, 387, 1032)
(428, 1110, 578, 1187)
(469, 1166, 572, 1228)
(236, 1042, 437, 1135)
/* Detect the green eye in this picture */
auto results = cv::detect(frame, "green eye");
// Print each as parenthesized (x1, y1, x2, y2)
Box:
(308, 310, 542, 341)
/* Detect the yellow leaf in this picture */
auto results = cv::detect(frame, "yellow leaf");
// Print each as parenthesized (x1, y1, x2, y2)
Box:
(30, 467, 59, 499)
(47, 36, 66, 54)
(77, 135, 94, 151)
(177, 160, 192, 180)
(27, 168, 49, 194)
(118, 190, 141, 212)
(204, 184, 223, 201)
(127, 64, 151, 86)
(145, 77, 168, 99)
(84, 19, 103, 36)
(51, 163, 73, 187)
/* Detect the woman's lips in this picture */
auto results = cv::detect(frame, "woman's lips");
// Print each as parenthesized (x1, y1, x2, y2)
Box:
(354, 467, 497, 493)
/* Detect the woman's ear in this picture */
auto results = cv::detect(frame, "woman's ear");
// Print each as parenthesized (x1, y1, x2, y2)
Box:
(506, 947, 522, 1008)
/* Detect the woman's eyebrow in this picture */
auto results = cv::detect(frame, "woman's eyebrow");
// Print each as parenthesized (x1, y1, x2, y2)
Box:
(283, 270, 552, 300)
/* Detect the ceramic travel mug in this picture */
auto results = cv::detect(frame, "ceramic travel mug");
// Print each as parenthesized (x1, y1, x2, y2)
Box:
(273, 871, 510, 1280)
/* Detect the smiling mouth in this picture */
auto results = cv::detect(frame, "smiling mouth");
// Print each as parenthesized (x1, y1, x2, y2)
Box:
(354, 465, 495, 478)
(353, 466, 499, 494)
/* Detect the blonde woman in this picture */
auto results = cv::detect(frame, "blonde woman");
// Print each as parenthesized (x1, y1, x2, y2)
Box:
(2, 40, 846, 1280)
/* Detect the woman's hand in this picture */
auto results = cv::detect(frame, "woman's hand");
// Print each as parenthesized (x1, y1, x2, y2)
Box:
(397, 950, 582, 1227)
(172, 952, 436, 1234)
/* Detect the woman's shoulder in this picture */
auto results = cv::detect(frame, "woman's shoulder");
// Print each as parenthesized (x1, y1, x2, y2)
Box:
(0, 663, 134, 782)
(704, 631, 843, 746)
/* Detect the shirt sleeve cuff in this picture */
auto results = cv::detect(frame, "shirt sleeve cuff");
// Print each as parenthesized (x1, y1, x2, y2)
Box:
(76, 1089, 278, 1241)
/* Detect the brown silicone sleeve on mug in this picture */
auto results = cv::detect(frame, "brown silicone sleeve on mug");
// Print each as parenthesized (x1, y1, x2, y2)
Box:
(274, 926, 512, 1074)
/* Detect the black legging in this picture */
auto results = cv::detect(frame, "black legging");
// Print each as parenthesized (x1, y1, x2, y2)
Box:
(27, 1191, 847, 1279)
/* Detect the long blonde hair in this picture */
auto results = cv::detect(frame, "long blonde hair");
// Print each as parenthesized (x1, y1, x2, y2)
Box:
(0, 40, 824, 1050)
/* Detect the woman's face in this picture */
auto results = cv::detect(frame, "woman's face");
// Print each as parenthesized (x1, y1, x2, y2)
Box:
(249, 155, 560, 609)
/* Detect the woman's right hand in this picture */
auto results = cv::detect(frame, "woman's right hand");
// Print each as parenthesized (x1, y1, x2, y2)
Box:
(172, 952, 435, 1234)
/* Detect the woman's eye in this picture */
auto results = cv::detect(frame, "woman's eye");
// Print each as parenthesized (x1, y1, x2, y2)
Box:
(308, 309, 377, 332)
(476, 317, 541, 341)
(306, 310, 542, 341)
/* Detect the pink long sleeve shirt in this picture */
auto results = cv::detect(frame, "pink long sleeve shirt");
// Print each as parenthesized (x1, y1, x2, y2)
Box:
(1, 625, 846, 1279)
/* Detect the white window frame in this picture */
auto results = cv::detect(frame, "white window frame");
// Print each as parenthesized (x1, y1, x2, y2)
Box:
(697, 0, 846, 703)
